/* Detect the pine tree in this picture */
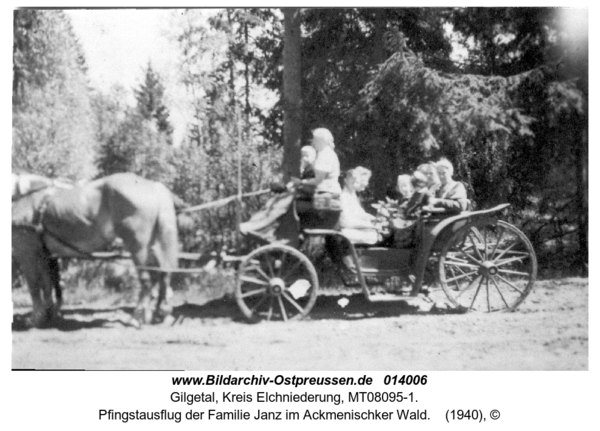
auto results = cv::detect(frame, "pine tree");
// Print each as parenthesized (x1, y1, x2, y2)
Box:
(134, 62, 174, 141)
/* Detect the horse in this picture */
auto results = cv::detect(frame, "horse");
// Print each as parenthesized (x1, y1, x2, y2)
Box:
(12, 172, 179, 327)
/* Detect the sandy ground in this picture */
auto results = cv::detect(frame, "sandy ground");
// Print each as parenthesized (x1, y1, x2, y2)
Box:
(11, 278, 587, 371)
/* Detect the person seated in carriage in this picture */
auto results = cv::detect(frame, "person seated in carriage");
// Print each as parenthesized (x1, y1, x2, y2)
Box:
(242, 128, 341, 241)
(392, 163, 439, 220)
(396, 174, 414, 203)
(403, 170, 432, 219)
(387, 170, 431, 247)
(416, 162, 441, 195)
(292, 128, 343, 229)
(427, 157, 469, 214)
(296, 128, 341, 193)
(398, 158, 469, 217)
(300, 145, 317, 180)
(339, 167, 379, 245)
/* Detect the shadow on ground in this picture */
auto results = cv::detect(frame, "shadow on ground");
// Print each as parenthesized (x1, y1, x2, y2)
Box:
(12, 293, 464, 331)
(166, 293, 464, 325)
(12, 306, 137, 332)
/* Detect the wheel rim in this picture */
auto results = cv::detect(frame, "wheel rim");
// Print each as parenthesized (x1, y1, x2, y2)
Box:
(236, 244, 319, 321)
(439, 220, 537, 312)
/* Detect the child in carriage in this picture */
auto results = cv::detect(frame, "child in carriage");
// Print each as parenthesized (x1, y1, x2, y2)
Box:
(388, 170, 430, 247)
(300, 145, 317, 180)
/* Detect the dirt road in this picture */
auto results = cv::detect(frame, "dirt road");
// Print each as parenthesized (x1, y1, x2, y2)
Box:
(11, 278, 587, 370)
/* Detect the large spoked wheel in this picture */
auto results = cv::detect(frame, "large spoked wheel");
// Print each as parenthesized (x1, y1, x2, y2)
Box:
(236, 244, 319, 322)
(438, 219, 537, 312)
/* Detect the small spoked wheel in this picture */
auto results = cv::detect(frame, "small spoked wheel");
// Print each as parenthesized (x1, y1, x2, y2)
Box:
(438, 220, 537, 312)
(236, 244, 319, 322)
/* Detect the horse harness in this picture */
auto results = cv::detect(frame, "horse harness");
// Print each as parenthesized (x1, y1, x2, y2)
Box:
(13, 184, 97, 259)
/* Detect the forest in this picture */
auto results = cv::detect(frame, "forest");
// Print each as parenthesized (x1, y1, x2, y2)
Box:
(12, 8, 588, 275)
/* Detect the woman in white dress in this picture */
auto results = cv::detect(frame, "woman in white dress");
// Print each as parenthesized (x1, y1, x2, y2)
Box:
(339, 167, 379, 244)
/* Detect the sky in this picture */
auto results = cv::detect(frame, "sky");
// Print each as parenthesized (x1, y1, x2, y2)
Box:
(65, 9, 191, 144)
(66, 9, 179, 92)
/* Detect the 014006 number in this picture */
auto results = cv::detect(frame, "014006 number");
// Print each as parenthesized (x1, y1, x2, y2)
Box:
(383, 375, 427, 385)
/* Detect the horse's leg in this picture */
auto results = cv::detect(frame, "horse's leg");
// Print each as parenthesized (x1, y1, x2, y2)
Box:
(134, 275, 153, 324)
(147, 244, 175, 324)
(13, 229, 56, 327)
(149, 206, 179, 324)
(47, 256, 62, 312)
(149, 269, 172, 324)
(26, 268, 47, 326)
(114, 220, 155, 325)
(124, 241, 153, 324)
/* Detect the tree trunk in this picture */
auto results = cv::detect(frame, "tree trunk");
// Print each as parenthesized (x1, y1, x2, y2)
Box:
(575, 122, 588, 275)
(226, 9, 236, 108)
(244, 19, 251, 124)
(372, 8, 387, 66)
(282, 8, 302, 181)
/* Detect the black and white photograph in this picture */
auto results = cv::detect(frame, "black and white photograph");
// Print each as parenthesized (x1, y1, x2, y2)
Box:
(10, 6, 588, 373)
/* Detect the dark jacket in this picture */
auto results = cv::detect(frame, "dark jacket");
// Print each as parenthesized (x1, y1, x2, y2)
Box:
(433, 181, 469, 214)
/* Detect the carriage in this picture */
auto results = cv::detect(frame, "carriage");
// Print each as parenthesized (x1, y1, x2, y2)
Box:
(232, 190, 537, 322)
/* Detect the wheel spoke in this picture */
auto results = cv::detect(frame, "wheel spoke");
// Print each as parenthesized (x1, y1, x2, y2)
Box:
(277, 295, 288, 321)
(266, 296, 274, 321)
(276, 250, 287, 277)
(457, 275, 482, 298)
(240, 275, 269, 286)
(498, 268, 530, 277)
(493, 241, 518, 263)
(497, 275, 525, 295)
(491, 276, 510, 309)
(246, 264, 271, 282)
(448, 265, 459, 291)
(483, 228, 489, 260)
(458, 248, 483, 266)
(445, 253, 472, 264)
(264, 253, 275, 277)
(281, 259, 303, 281)
(240, 287, 267, 298)
(489, 226, 506, 257)
(495, 255, 529, 267)
(469, 276, 485, 309)
(250, 294, 269, 313)
(443, 259, 479, 269)
(467, 232, 484, 261)
(282, 291, 305, 314)
(446, 270, 479, 284)
(450, 262, 476, 287)
(486, 277, 491, 312)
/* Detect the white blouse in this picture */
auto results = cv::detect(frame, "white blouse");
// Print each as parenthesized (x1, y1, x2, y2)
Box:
(313, 146, 341, 194)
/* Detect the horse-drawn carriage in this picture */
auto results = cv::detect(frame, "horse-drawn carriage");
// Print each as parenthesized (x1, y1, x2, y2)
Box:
(233, 189, 537, 321)
(12, 173, 537, 326)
